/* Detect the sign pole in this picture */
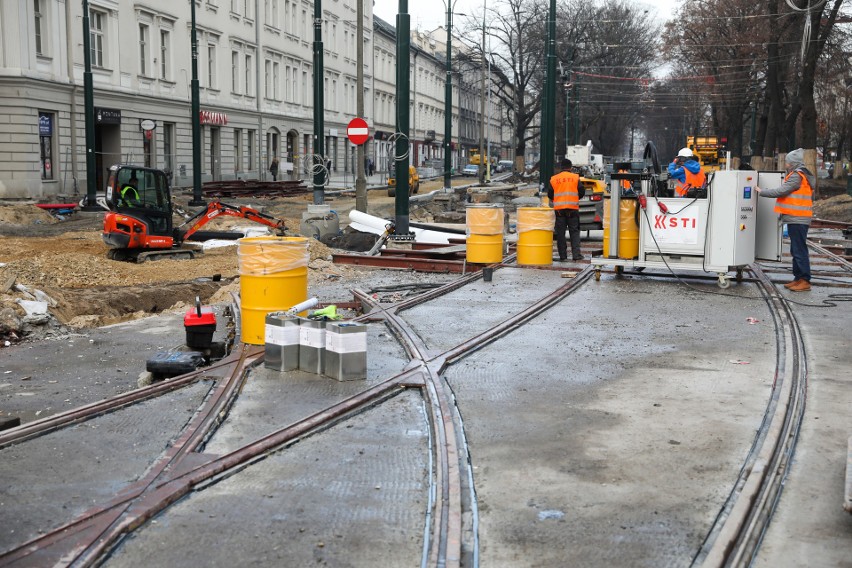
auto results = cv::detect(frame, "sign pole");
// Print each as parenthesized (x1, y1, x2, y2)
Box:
(189, 0, 205, 206)
(355, 0, 367, 212)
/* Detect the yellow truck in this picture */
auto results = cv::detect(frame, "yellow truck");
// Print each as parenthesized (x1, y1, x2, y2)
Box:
(387, 165, 420, 197)
(686, 135, 728, 172)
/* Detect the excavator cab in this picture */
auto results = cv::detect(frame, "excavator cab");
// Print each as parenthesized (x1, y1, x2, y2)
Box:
(103, 165, 177, 259)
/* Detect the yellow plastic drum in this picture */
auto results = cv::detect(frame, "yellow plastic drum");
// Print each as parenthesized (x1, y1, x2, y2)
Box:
(602, 198, 640, 259)
(237, 236, 309, 345)
(516, 207, 555, 265)
(466, 205, 504, 264)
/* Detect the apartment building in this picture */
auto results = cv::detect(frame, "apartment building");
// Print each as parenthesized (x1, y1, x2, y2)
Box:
(0, 1, 506, 200)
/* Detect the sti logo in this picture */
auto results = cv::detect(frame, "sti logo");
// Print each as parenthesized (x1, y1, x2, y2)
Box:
(653, 216, 698, 229)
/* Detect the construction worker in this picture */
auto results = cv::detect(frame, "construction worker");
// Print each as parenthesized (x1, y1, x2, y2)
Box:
(667, 148, 706, 197)
(755, 148, 814, 292)
(119, 176, 141, 207)
(548, 158, 585, 261)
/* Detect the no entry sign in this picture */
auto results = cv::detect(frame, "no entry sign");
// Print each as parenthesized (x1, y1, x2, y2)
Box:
(347, 117, 369, 145)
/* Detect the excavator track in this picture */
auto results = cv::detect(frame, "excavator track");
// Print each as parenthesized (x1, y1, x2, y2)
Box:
(135, 249, 198, 263)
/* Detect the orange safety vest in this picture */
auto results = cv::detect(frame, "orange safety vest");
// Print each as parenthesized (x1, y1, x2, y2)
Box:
(550, 171, 580, 210)
(618, 169, 631, 190)
(675, 169, 706, 197)
(774, 170, 813, 217)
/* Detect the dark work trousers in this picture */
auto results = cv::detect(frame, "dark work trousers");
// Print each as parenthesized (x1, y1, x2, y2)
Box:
(787, 223, 811, 282)
(554, 208, 581, 260)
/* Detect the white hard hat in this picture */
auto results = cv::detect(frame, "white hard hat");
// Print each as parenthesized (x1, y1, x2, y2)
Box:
(677, 148, 694, 158)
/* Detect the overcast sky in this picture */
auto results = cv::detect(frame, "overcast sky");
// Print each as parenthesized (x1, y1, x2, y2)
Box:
(371, 0, 679, 30)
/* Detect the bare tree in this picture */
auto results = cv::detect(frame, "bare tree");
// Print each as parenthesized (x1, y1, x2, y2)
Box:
(458, 0, 547, 166)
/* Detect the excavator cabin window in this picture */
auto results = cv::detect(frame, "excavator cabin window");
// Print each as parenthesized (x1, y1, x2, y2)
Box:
(116, 169, 169, 212)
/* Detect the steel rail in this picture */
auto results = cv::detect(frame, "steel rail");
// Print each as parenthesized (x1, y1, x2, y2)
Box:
(0, 299, 241, 449)
(354, 264, 592, 568)
(807, 240, 852, 272)
(698, 264, 808, 567)
(4, 263, 588, 568)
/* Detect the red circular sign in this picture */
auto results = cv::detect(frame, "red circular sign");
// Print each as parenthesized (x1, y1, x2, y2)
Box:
(347, 117, 370, 145)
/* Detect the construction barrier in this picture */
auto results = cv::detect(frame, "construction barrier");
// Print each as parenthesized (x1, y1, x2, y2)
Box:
(466, 204, 504, 264)
(603, 198, 640, 259)
(237, 236, 309, 345)
(516, 207, 555, 265)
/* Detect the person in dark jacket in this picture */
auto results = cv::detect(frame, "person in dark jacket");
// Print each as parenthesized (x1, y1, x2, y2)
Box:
(269, 156, 279, 181)
(756, 148, 815, 292)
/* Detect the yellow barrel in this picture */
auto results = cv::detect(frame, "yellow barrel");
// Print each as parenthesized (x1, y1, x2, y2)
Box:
(602, 198, 640, 259)
(237, 236, 309, 345)
(516, 207, 555, 265)
(466, 205, 504, 264)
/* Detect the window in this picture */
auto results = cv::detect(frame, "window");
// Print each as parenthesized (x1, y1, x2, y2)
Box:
(89, 9, 105, 67)
(34, 0, 45, 56)
(231, 50, 239, 92)
(245, 54, 253, 96)
(247, 129, 256, 170)
(207, 43, 217, 88)
(285, 65, 291, 102)
(234, 129, 242, 172)
(230, 0, 239, 13)
(160, 30, 171, 79)
(38, 112, 55, 180)
(139, 24, 149, 75)
(163, 122, 175, 174)
(273, 62, 280, 100)
(264, 59, 271, 98)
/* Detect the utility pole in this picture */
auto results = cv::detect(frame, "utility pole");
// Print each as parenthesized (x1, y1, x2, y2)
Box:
(539, 0, 557, 192)
(189, 0, 205, 206)
(312, 0, 325, 204)
(478, 0, 486, 184)
(394, 1, 411, 235)
(81, 0, 99, 210)
(355, 0, 367, 212)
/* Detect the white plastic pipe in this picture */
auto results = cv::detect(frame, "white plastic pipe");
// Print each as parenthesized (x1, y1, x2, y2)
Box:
(288, 297, 319, 314)
(348, 210, 465, 245)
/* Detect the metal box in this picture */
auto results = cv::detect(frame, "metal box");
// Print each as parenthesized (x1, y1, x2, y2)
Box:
(264, 312, 300, 371)
(299, 319, 326, 375)
(324, 322, 368, 381)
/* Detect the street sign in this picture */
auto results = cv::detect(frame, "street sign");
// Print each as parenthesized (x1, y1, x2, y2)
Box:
(347, 117, 369, 145)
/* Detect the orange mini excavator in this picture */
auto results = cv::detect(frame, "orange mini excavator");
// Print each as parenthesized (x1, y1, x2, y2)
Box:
(102, 164, 287, 262)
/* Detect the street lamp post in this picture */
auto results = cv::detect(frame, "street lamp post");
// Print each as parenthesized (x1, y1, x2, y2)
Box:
(312, 0, 325, 205)
(394, 1, 411, 235)
(442, 0, 459, 191)
(81, 0, 99, 210)
(478, 0, 486, 184)
(189, 0, 205, 206)
(538, 0, 557, 192)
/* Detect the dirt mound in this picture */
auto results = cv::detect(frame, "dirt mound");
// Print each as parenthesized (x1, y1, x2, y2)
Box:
(814, 194, 852, 223)
(0, 204, 58, 226)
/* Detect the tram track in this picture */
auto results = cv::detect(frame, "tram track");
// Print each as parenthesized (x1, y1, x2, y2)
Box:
(0, 261, 590, 568)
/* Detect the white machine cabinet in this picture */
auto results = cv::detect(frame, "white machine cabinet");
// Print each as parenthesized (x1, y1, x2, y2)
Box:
(592, 170, 783, 288)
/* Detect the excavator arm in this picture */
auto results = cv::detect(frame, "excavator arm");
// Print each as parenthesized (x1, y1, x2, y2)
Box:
(176, 201, 287, 243)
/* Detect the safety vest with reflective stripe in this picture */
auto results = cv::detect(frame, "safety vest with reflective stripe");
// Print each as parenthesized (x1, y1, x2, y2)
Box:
(618, 169, 631, 190)
(675, 169, 706, 197)
(550, 171, 580, 210)
(774, 169, 813, 218)
(120, 185, 140, 204)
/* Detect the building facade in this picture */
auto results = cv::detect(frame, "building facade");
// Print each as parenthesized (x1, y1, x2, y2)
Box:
(0, 1, 508, 200)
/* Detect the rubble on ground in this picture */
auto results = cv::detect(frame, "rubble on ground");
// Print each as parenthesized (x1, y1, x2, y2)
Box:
(813, 194, 852, 223)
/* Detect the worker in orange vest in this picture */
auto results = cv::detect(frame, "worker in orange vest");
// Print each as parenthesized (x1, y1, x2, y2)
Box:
(755, 148, 814, 292)
(548, 158, 585, 261)
(667, 148, 706, 197)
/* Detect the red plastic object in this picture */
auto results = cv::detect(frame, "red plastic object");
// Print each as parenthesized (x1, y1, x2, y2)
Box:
(637, 194, 647, 210)
(658, 201, 669, 214)
(184, 306, 216, 349)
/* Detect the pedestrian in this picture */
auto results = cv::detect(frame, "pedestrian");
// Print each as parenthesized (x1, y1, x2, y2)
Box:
(755, 148, 815, 292)
(367, 157, 374, 177)
(269, 156, 279, 181)
(548, 158, 585, 261)
(667, 148, 706, 197)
